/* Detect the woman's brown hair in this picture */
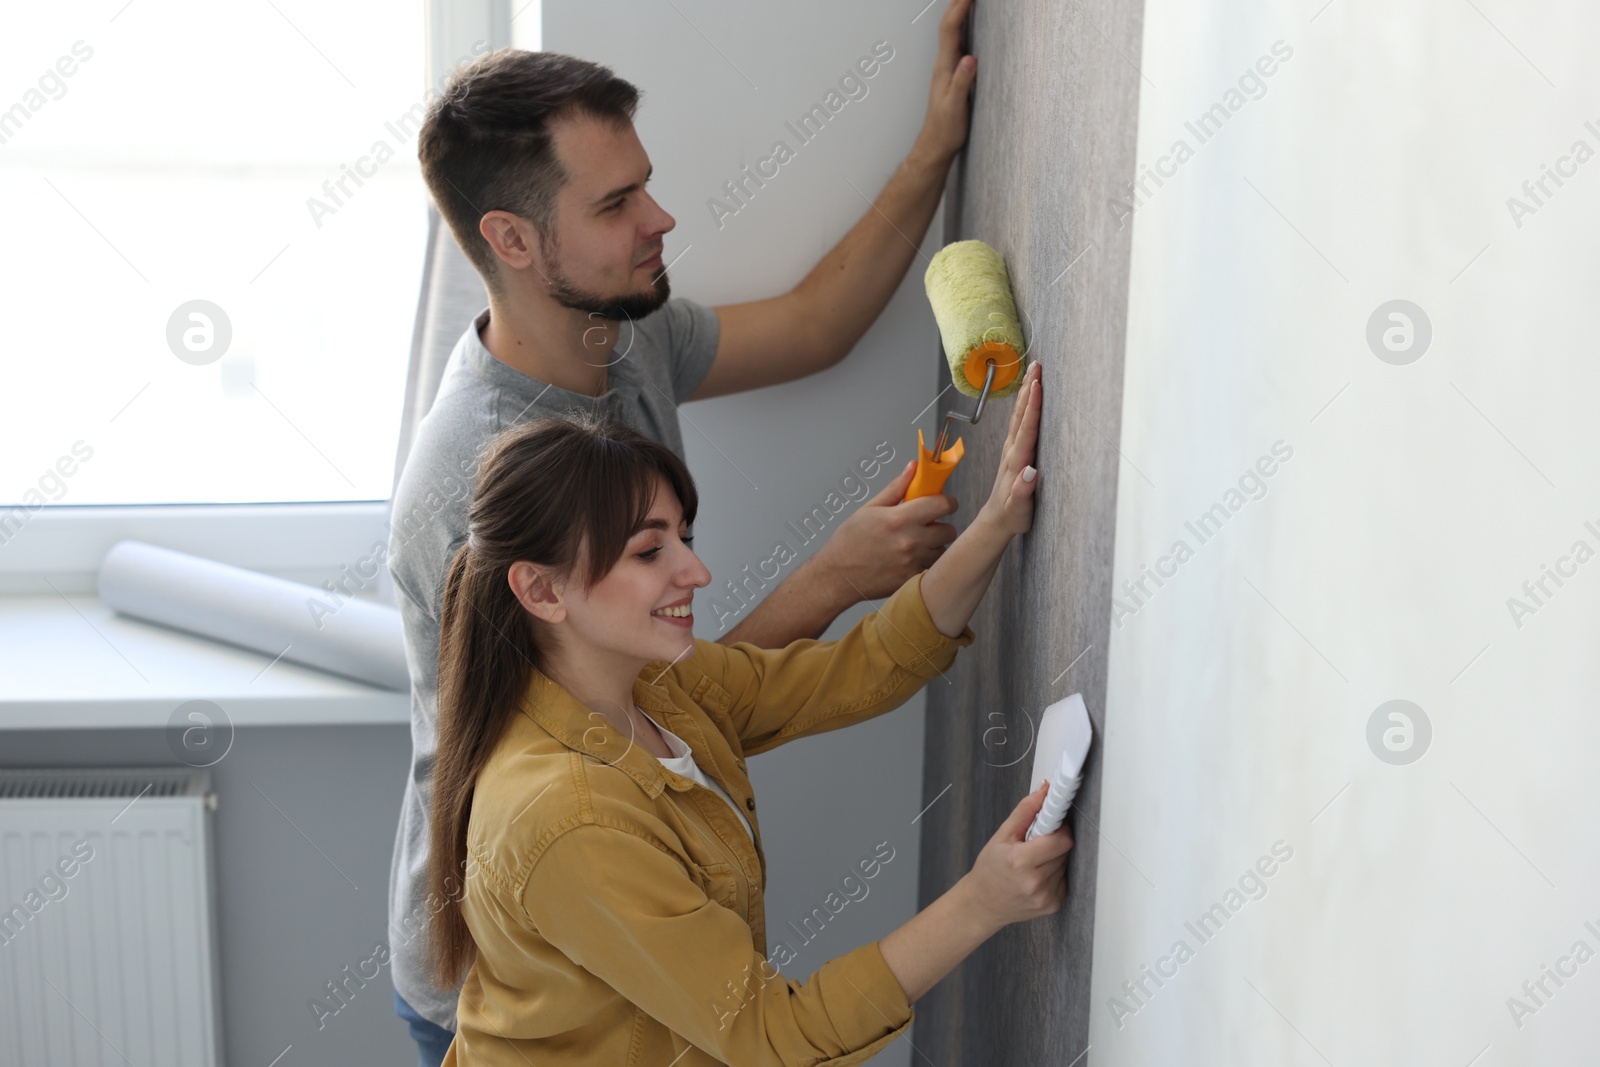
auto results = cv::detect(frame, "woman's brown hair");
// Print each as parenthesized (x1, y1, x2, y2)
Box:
(427, 413, 698, 987)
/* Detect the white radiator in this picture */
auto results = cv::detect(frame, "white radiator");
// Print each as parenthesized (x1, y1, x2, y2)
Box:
(0, 767, 222, 1067)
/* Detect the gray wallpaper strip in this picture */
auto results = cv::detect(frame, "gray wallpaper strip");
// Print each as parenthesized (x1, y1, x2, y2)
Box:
(915, 0, 1145, 1062)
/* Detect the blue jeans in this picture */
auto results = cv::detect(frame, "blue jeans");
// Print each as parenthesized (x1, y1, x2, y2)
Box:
(394, 990, 454, 1067)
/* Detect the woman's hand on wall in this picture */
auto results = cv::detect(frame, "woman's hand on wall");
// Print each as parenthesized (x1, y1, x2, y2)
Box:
(918, 364, 1042, 638)
(976, 361, 1042, 537)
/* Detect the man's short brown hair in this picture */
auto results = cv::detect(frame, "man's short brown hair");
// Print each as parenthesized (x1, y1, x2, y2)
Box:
(418, 50, 640, 293)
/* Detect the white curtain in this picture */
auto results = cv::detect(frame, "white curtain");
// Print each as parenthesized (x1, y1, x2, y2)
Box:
(391, 205, 486, 489)
(391, 0, 509, 486)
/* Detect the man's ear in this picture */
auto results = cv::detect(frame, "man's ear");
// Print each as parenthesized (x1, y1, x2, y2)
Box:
(508, 561, 565, 623)
(479, 211, 544, 277)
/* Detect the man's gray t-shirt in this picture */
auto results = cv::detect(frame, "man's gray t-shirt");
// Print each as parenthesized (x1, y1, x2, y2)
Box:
(386, 299, 720, 1030)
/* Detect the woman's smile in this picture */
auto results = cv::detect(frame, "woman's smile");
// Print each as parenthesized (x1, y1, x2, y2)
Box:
(650, 596, 693, 627)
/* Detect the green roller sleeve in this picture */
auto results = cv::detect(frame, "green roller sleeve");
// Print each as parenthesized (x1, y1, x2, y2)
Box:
(923, 240, 1028, 398)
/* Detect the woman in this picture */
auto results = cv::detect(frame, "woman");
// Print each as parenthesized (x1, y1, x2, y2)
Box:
(429, 363, 1071, 1066)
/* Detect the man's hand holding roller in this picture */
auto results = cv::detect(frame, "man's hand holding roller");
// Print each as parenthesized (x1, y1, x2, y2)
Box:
(814, 463, 958, 600)
(726, 365, 1042, 648)
(719, 467, 958, 646)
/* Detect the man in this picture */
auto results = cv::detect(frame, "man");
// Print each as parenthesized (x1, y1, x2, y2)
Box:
(388, 2, 977, 1061)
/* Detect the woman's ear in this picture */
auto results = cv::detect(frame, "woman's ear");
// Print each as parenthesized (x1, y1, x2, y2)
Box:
(508, 561, 565, 623)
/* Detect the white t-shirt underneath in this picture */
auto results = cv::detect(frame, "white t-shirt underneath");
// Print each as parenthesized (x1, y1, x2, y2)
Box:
(641, 710, 754, 842)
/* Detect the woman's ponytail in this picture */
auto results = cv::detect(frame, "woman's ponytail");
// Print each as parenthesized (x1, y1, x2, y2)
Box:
(427, 535, 538, 987)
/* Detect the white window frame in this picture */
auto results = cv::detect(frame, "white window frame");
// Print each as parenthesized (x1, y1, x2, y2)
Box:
(0, 502, 394, 596)
(1, 0, 510, 587)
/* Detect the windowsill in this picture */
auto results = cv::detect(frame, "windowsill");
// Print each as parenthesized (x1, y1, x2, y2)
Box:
(0, 593, 410, 731)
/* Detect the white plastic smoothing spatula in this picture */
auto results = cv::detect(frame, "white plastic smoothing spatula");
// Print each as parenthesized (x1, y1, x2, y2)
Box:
(1025, 693, 1094, 841)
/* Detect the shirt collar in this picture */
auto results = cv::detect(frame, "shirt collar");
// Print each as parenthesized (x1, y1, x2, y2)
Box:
(516, 665, 699, 799)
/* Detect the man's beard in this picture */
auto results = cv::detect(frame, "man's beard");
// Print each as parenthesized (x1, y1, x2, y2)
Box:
(541, 236, 671, 321)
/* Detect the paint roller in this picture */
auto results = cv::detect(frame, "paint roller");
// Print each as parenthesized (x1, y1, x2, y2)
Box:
(906, 239, 1029, 500)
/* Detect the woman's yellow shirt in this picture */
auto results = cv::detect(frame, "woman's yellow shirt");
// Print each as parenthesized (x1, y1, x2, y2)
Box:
(445, 572, 974, 1066)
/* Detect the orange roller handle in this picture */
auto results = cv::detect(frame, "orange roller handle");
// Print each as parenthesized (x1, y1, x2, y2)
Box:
(905, 428, 966, 500)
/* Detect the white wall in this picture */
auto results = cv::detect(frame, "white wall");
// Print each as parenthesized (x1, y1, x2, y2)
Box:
(1096, 0, 1600, 1063)
(542, 7, 947, 1063)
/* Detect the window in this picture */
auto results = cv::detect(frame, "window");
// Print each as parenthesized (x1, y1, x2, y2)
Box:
(0, 0, 428, 508)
